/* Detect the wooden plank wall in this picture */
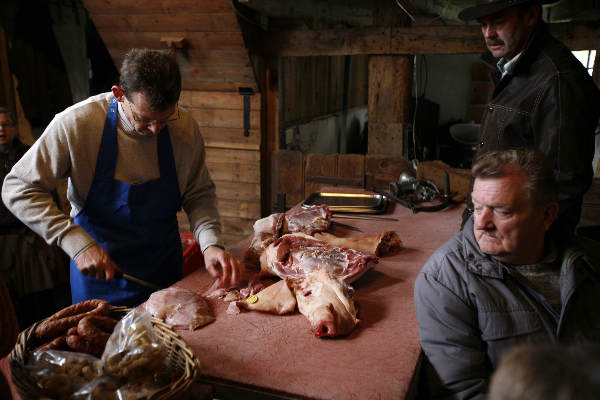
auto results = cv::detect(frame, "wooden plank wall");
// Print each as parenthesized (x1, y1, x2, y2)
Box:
(83, 0, 262, 249)
(179, 90, 261, 247)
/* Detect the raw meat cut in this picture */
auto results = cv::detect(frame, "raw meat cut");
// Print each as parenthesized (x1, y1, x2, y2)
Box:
(313, 231, 403, 256)
(244, 205, 331, 267)
(237, 279, 296, 315)
(139, 287, 215, 330)
(244, 213, 286, 268)
(289, 269, 359, 337)
(260, 233, 377, 283)
(283, 205, 331, 235)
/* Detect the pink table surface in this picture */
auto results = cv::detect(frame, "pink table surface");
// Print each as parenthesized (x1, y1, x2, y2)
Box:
(1, 198, 465, 400)
(175, 200, 465, 400)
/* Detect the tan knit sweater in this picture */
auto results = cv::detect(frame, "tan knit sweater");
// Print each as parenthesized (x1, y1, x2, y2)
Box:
(2, 92, 222, 259)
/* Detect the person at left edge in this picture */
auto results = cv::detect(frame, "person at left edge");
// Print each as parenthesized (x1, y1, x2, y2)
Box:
(1, 48, 243, 307)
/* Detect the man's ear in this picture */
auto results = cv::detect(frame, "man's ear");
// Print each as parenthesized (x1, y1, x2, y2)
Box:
(111, 85, 124, 102)
(542, 201, 559, 231)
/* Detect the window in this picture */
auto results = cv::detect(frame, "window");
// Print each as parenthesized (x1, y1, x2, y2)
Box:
(572, 50, 596, 76)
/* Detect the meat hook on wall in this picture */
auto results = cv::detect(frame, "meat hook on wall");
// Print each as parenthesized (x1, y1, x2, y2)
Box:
(238, 87, 254, 137)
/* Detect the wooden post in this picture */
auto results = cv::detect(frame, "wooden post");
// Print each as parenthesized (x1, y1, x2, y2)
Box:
(368, 55, 413, 156)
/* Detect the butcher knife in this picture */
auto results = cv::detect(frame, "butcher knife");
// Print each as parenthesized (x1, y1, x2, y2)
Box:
(331, 221, 362, 232)
(116, 271, 162, 291)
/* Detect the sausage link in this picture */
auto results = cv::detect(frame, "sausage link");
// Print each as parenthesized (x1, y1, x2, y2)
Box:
(77, 316, 118, 346)
(34, 299, 109, 339)
(66, 334, 104, 358)
(35, 335, 68, 352)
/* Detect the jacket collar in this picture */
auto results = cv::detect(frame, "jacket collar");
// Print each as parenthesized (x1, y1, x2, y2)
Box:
(461, 217, 507, 279)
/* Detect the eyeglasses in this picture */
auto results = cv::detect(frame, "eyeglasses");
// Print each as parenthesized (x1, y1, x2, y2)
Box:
(125, 98, 179, 126)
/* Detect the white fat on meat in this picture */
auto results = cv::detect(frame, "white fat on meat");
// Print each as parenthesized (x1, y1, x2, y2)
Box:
(244, 206, 332, 268)
(289, 268, 358, 338)
(284, 205, 331, 235)
(260, 233, 377, 283)
(139, 287, 215, 330)
(237, 279, 296, 315)
(244, 213, 285, 267)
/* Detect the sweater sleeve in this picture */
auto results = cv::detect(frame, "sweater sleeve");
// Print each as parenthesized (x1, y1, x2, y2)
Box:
(1, 116, 96, 259)
(414, 257, 490, 400)
(179, 120, 223, 251)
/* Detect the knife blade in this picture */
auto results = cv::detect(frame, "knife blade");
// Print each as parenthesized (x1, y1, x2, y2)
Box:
(331, 221, 362, 232)
(119, 273, 162, 291)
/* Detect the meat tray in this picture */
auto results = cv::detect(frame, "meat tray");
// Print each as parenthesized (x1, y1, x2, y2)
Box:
(301, 192, 388, 214)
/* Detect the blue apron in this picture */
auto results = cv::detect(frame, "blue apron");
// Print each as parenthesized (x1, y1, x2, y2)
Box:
(70, 99, 182, 306)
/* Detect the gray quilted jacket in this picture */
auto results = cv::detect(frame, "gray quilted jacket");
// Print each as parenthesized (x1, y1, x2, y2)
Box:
(414, 217, 600, 399)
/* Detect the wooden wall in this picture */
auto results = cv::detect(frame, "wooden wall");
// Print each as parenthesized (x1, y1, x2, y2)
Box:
(82, 0, 262, 249)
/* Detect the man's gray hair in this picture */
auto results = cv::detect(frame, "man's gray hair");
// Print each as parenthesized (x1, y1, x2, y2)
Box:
(0, 107, 16, 124)
(119, 49, 181, 111)
(472, 148, 558, 205)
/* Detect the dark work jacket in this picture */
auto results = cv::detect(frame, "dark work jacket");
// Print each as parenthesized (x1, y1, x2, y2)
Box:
(476, 22, 600, 234)
(0, 138, 29, 234)
(414, 217, 600, 400)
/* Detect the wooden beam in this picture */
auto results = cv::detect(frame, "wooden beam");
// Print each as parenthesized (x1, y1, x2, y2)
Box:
(368, 55, 412, 156)
(255, 22, 600, 56)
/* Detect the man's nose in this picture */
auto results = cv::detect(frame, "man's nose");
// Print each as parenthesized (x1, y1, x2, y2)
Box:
(482, 26, 495, 39)
(474, 209, 493, 229)
(147, 122, 162, 135)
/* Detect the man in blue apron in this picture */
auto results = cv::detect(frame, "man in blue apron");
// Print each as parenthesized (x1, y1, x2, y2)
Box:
(3, 49, 243, 307)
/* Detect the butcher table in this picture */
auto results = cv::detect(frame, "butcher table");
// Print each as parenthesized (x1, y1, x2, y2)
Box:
(178, 199, 465, 400)
(0, 198, 465, 400)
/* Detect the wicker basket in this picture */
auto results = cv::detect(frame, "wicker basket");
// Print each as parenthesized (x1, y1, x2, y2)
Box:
(8, 306, 200, 400)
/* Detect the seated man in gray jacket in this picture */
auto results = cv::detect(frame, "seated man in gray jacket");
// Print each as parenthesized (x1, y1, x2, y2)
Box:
(414, 148, 600, 399)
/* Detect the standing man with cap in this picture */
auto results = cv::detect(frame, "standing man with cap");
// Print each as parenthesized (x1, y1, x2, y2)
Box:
(2, 49, 243, 307)
(459, 0, 600, 236)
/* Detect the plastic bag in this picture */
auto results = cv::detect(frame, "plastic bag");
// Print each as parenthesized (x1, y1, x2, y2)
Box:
(27, 309, 172, 400)
(26, 350, 103, 399)
(102, 309, 167, 380)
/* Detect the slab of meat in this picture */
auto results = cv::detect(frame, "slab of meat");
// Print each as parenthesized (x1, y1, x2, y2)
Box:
(244, 205, 331, 267)
(283, 205, 331, 235)
(244, 213, 286, 268)
(289, 269, 359, 338)
(139, 287, 215, 330)
(260, 233, 377, 283)
(313, 230, 403, 257)
(237, 279, 297, 315)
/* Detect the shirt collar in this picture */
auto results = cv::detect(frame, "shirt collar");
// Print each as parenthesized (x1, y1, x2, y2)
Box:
(117, 101, 136, 133)
(497, 51, 523, 77)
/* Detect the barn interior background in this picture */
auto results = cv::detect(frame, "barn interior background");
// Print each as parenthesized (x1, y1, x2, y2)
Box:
(0, 0, 599, 248)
